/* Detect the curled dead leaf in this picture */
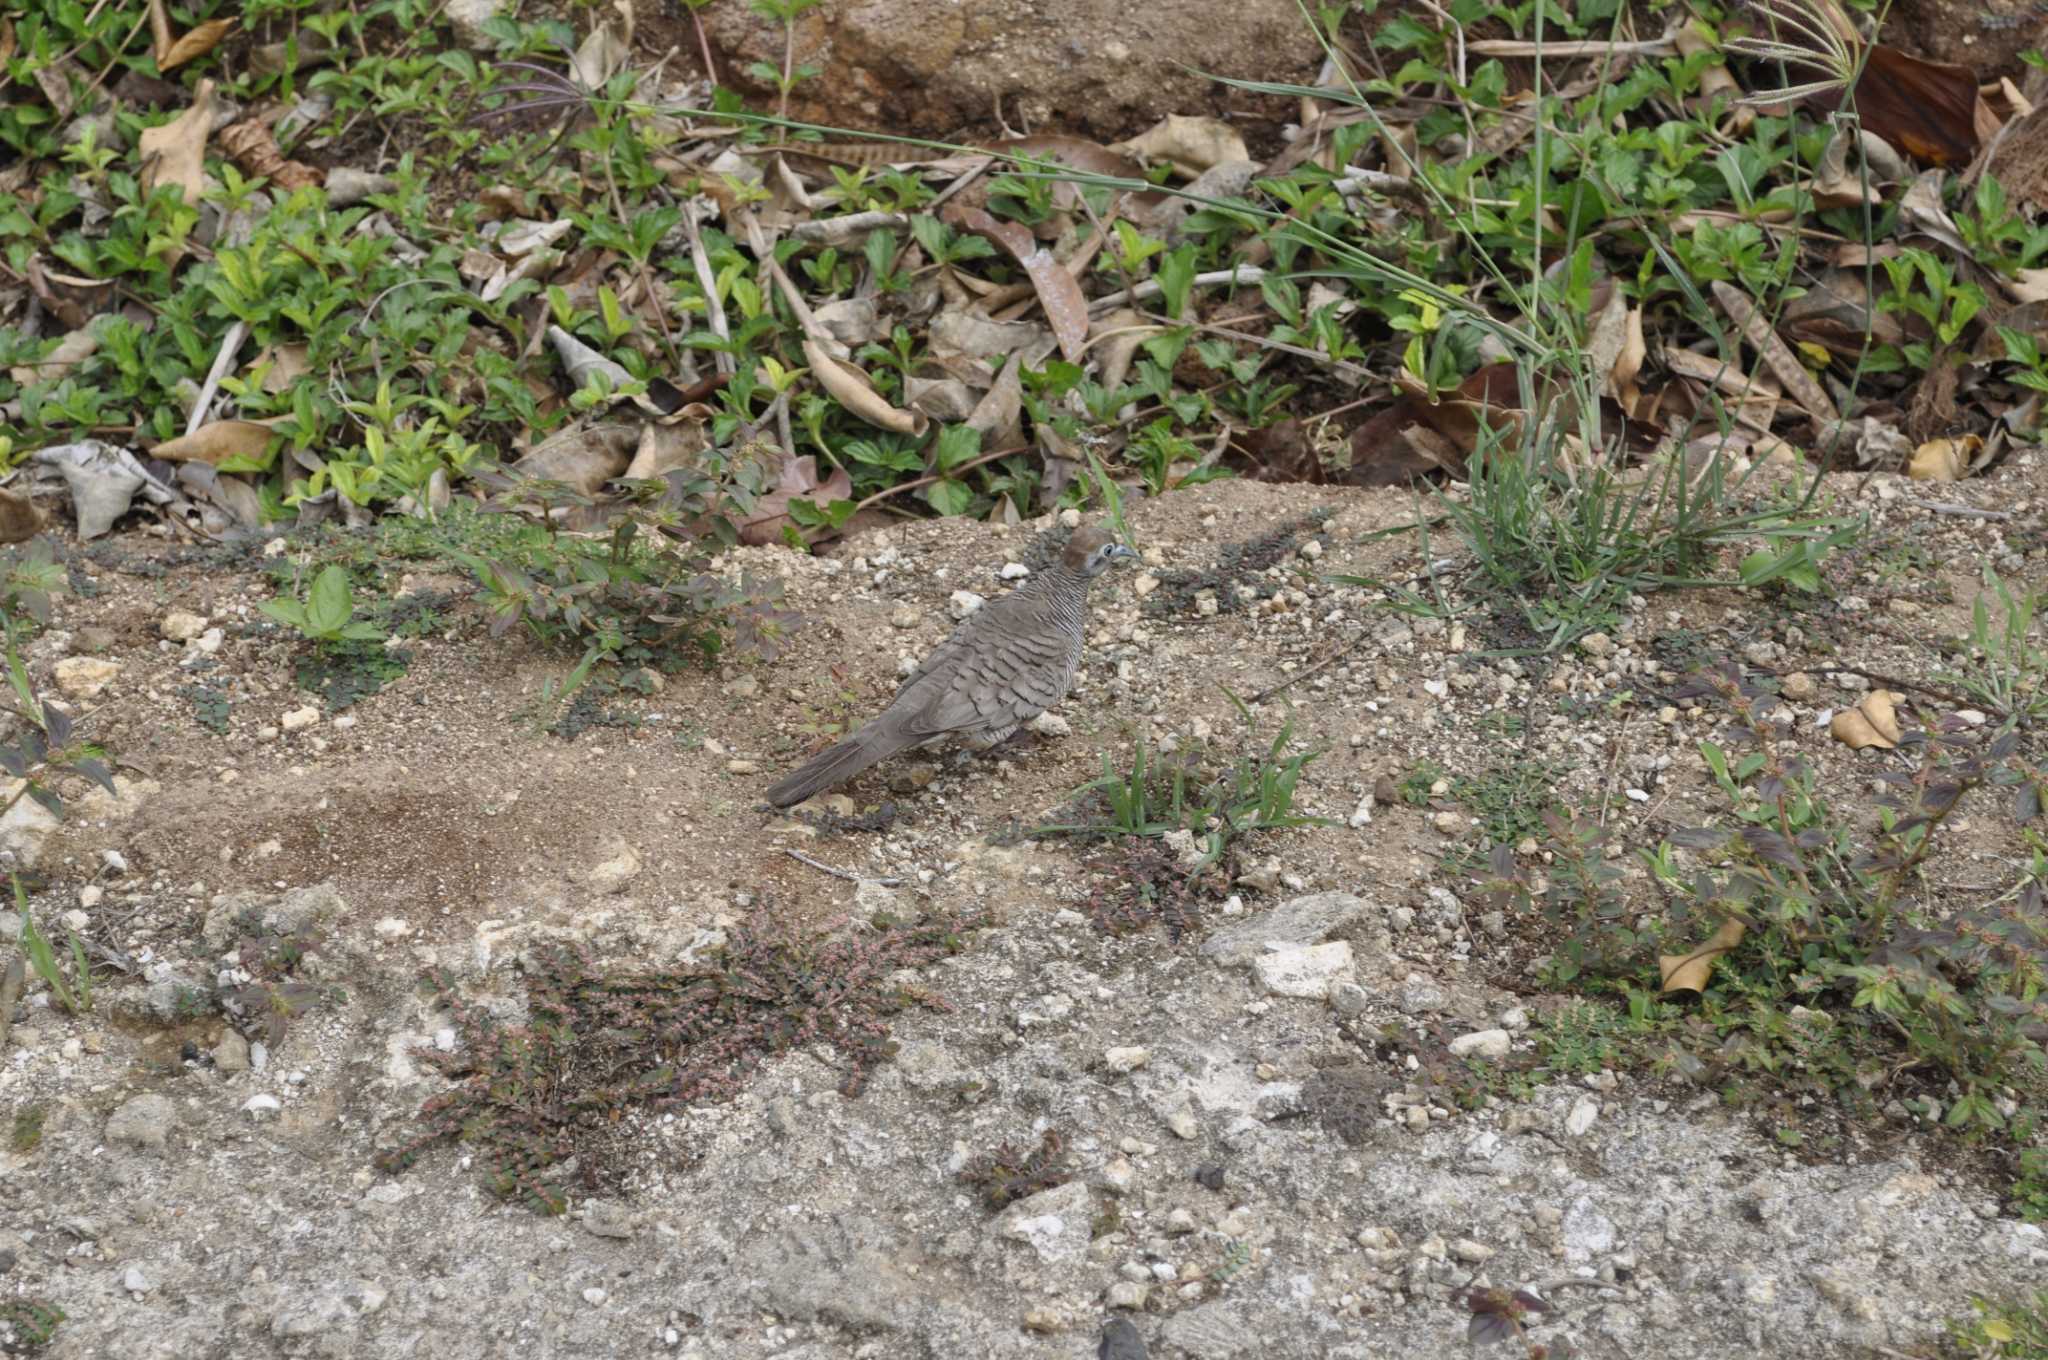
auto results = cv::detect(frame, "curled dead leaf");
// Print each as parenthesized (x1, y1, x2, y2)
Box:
(1659, 919, 1747, 994)
(138, 79, 217, 205)
(151, 419, 283, 468)
(1908, 434, 1979, 482)
(802, 339, 927, 436)
(1830, 690, 1905, 750)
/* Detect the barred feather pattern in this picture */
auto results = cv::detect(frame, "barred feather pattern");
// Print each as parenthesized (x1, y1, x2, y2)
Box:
(764, 562, 1096, 809)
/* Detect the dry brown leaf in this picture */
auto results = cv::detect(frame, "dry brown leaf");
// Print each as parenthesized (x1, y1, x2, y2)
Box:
(218, 120, 324, 192)
(738, 452, 852, 546)
(250, 343, 311, 394)
(1711, 280, 1840, 424)
(1831, 690, 1904, 750)
(1908, 434, 1979, 481)
(944, 205, 1090, 362)
(160, 16, 235, 71)
(1659, 919, 1747, 994)
(8, 327, 98, 388)
(802, 339, 927, 436)
(0, 485, 46, 545)
(151, 419, 283, 467)
(1112, 115, 1249, 175)
(139, 79, 217, 204)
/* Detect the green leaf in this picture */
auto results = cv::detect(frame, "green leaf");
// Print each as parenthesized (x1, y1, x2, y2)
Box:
(259, 599, 310, 633)
(307, 565, 354, 637)
(926, 478, 973, 516)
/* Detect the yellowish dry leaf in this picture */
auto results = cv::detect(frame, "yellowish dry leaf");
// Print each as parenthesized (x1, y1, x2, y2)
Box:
(1831, 690, 1905, 750)
(1659, 919, 1747, 994)
(1908, 434, 1978, 481)
(161, 17, 235, 71)
(139, 79, 217, 204)
(152, 419, 281, 466)
(802, 339, 927, 436)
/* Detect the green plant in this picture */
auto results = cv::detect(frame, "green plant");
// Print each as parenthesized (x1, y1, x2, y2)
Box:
(452, 476, 799, 710)
(260, 564, 387, 647)
(1950, 1291, 2048, 1357)
(13, 877, 90, 1016)
(0, 620, 117, 825)
(1938, 566, 2048, 723)
(0, 1298, 64, 1351)
(1488, 659, 2048, 1134)
(1034, 696, 1331, 868)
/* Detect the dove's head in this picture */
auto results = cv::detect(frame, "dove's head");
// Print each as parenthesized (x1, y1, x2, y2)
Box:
(1063, 525, 1141, 578)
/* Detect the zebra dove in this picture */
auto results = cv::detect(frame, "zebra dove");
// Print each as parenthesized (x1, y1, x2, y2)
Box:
(765, 524, 1139, 808)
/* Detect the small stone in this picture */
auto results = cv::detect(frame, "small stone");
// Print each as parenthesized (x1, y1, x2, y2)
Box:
(1251, 941, 1354, 999)
(724, 759, 762, 775)
(581, 1287, 607, 1305)
(122, 1266, 153, 1294)
(1167, 1108, 1200, 1140)
(1781, 672, 1817, 701)
(1564, 1096, 1599, 1137)
(948, 590, 986, 620)
(585, 838, 641, 894)
(213, 1029, 251, 1074)
(1106, 1281, 1150, 1309)
(160, 610, 207, 642)
(1104, 1046, 1151, 1073)
(1448, 1029, 1512, 1060)
(1298, 539, 1323, 560)
(1578, 632, 1613, 658)
(1452, 1239, 1494, 1263)
(194, 627, 224, 654)
(888, 605, 923, 629)
(1398, 977, 1448, 1015)
(1132, 573, 1160, 598)
(242, 1093, 282, 1117)
(1330, 982, 1369, 1016)
(372, 917, 410, 941)
(723, 674, 760, 700)
(54, 657, 121, 700)
(581, 1200, 633, 1239)
(1195, 591, 1219, 617)
(1000, 563, 1031, 580)
(105, 1094, 175, 1151)
(1431, 810, 1464, 835)
(281, 706, 320, 732)
(78, 885, 104, 910)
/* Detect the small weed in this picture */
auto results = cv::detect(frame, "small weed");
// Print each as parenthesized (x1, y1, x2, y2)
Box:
(1949, 1291, 2048, 1358)
(217, 920, 338, 1048)
(1035, 703, 1330, 868)
(260, 564, 386, 647)
(376, 909, 980, 1213)
(453, 479, 800, 710)
(959, 1129, 1068, 1210)
(13, 878, 90, 1016)
(1141, 514, 1333, 618)
(10, 1104, 44, 1154)
(181, 681, 232, 735)
(1938, 566, 2047, 724)
(0, 1299, 64, 1352)
(1077, 841, 1218, 940)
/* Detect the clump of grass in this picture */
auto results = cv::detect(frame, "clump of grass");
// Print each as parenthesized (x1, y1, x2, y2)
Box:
(376, 909, 981, 1213)
(1034, 701, 1331, 871)
(1938, 566, 2047, 725)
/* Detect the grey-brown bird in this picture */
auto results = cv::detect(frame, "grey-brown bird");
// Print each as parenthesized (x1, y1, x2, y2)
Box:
(765, 524, 1139, 808)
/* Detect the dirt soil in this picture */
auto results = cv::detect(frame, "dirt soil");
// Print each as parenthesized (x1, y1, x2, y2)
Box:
(2, 464, 2046, 1359)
